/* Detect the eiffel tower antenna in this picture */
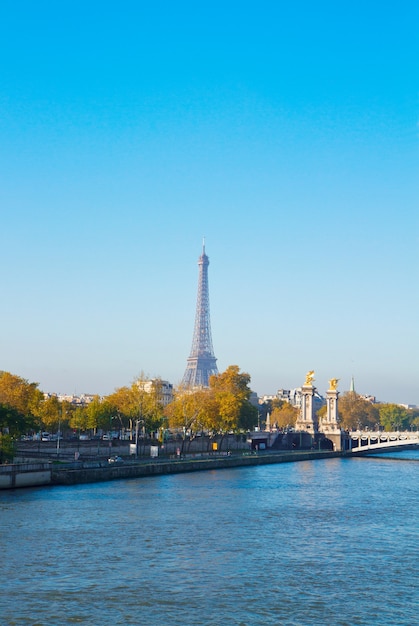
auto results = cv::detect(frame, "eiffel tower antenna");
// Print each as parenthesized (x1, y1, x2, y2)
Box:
(181, 242, 218, 388)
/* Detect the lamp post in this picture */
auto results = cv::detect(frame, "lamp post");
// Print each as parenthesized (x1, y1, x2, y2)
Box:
(56, 416, 61, 458)
(57, 403, 65, 458)
(135, 418, 139, 458)
(135, 418, 144, 458)
(108, 415, 114, 457)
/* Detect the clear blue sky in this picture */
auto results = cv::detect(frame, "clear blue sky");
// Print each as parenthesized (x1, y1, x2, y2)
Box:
(0, 1, 418, 405)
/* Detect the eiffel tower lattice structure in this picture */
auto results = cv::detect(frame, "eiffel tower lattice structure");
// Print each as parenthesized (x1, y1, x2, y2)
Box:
(181, 242, 218, 388)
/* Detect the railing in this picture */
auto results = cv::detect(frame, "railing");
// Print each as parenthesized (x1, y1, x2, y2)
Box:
(349, 431, 419, 452)
(0, 461, 51, 473)
(0, 462, 52, 489)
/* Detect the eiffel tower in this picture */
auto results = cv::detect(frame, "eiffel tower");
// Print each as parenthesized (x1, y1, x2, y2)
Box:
(181, 242, 218, 388)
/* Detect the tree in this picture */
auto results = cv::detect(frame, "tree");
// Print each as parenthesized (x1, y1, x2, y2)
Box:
(270, 403, 298, 429)
(85, 396, 114, 432)
(105, 375, 166, 436)
(37, 395, 62, 432)
(203, 365, 258, 433)
(317, 404, 327, 424)
(165, 388, 209, 434)
(0, 433, 15, 463)
(0, 403, 34, 436)
(137, 377, 166, 433)
(69, 406, 89, 432)
(105, 386, 134, 423)
(0, 371, 43, 422)
(165, 366, 257, 436)
(208, 365, 257, 433)
(238, 400, 259, 431)
(338, 392, 379, 430)
(378, 404, 410, 431)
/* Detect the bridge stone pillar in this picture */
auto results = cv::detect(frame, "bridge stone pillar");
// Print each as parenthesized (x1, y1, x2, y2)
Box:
(295, 372, 318, 444)
(325, 388, 339, 427)
(319, 378, 343, 451)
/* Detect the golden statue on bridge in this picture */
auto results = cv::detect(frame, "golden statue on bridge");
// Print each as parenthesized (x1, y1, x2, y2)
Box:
(304, 370, 315, 385)
(328, 378, 340, 390)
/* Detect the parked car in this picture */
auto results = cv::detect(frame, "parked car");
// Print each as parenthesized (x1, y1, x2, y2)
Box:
(108, 456, 124, 464)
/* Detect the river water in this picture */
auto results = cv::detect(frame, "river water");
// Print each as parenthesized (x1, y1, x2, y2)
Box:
(1, 450, 418, 625)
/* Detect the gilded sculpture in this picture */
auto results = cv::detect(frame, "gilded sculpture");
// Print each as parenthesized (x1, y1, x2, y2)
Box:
(304, 370, 315, 385)
(328, 378, 339, 391)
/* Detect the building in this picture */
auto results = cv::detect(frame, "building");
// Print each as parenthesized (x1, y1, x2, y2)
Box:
(137, 379, 174, 406)
(277, 387, 325, 412)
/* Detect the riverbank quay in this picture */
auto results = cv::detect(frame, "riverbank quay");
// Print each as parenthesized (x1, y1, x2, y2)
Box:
(0, 461, 52, 489)
(54, 450, 346, 485)
(0, 450, 344, 489)
(52, 450, 344, 485)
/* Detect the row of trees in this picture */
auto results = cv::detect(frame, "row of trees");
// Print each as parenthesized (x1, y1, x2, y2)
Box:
(1, 368, 418, 460)
(264, 392, 419, 432)
(0, 367, 258, 459)
(335, 393, 419, 431)
(0, 371, 171, 440)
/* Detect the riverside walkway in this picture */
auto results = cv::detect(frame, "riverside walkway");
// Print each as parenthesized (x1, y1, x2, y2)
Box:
(51, 450, 343, 485)
(1, 450, 342, 489)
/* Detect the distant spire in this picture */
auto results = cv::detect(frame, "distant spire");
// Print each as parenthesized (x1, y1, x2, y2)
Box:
(350, 376, 355, 393)
(202, 236, 206, 254)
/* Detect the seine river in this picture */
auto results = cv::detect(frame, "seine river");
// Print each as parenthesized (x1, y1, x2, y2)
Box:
(1, 449, 418, 626)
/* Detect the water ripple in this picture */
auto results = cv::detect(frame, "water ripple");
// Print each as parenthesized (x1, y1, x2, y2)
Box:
(1, 452, 418, 625)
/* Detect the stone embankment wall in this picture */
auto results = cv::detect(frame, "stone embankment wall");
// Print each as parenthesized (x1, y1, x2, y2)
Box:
(5, 439, 417, 490)
(0, 462, 52, 489)
(52, 451, 342, 486)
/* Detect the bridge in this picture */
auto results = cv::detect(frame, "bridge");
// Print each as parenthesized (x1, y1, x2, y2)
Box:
(349, 431, 419, 452)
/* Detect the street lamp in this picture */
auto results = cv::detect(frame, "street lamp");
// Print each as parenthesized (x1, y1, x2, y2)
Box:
(135, 419, 139, 458)
(135, 418, 144, 458)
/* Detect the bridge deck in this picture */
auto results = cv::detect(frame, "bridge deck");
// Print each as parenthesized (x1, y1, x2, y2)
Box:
(349, 431, 418, 452)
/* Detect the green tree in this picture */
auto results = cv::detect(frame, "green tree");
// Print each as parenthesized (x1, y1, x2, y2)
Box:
(85, 396, 114, 432)
(37, 395, 62, 432)
(0, 403, 34, 436)
(69, 406, 88, 432)
(0, 433, 15, 463)
(378, 404, 410, 431)
(238, 400, 259, 431)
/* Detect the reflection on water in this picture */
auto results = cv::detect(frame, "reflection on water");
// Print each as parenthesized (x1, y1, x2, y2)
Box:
(1, 452, 418, 625)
